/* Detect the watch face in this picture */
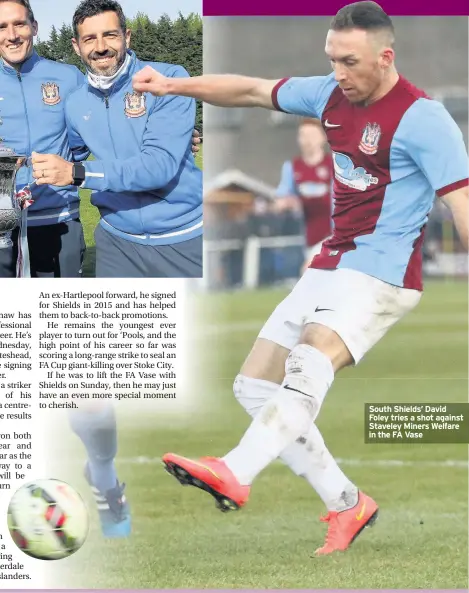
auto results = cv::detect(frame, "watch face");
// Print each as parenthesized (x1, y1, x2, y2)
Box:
(73, 164, 86, 185)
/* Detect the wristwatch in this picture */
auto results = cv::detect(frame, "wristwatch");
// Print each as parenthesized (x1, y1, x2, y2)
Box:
(72, 163, 86, 186)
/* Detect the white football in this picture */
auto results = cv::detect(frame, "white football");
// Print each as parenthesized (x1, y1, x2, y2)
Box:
(8, 479, 89, 560)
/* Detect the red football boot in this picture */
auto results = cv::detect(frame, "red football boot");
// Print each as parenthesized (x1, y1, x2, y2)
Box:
(315, 491, 379, 555)
(162, 453, 250, 512)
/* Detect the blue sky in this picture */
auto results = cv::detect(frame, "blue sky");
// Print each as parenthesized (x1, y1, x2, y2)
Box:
(32, 0, 202, 39)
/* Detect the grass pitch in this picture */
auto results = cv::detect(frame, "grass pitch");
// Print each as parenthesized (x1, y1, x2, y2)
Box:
(55, 280, 467, 589)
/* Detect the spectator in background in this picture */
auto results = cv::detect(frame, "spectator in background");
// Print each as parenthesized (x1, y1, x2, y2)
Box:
(275, 119, 334, 273)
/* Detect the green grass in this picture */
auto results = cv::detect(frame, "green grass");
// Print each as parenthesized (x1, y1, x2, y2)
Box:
(79, 145, 203, 277)
(195, 143, 203, 170)
(79, 188, 99, 278)
(52, 280, 467, 588)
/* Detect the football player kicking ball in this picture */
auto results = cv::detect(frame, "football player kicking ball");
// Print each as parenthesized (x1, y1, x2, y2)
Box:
(133, 1, 468, 555)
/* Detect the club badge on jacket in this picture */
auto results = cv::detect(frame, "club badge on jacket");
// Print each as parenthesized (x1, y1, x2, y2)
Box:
(41, 82, 61, 106)
(124, 91, 146, 118)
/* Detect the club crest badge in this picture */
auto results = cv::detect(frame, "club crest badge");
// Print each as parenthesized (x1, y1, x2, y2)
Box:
(124, 91, 146, 118)
(316, 165, 329, 180)
(359, 122, 381, 155)
(41, 82, 61, 106)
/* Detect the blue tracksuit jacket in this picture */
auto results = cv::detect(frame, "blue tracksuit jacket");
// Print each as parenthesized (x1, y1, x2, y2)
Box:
(0, 51, 86, 225)
(65, 51, 202, 245)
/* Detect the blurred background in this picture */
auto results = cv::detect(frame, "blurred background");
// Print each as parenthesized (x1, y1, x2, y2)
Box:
(44, 18, 467, 590)
(188, 22, 468, 588)
(202, 17, 468, 290)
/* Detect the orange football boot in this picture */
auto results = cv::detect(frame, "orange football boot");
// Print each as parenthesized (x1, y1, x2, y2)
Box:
(315, 491, 379, 555)
(162, 453, 250, 512)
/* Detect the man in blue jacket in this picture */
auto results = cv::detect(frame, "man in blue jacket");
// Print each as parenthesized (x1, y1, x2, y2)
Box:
(0, 0, 87, 277)
(0, 0, 133, 541)
(33, 0, 203, 278)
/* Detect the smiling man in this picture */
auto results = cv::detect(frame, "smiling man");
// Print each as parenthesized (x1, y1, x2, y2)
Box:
(32, 0, 202, 278)
(0, 0, 86, 277)
(134, 2, 469, 555)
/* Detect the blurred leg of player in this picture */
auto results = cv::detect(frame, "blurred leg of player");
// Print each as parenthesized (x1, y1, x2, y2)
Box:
(69, 403, 131, 538)
(163, 268, 420, 554)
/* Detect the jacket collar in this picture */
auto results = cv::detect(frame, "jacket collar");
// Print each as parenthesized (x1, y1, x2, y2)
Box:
(0, 49, 41, 75)
(87, 50, 137, 95)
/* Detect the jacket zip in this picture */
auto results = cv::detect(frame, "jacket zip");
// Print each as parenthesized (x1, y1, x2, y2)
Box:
(104, 93, 118, 158)
(16, 72, 33, 183)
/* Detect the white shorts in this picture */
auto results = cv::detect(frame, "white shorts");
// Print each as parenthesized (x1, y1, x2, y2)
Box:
(258, 268, 421, 363)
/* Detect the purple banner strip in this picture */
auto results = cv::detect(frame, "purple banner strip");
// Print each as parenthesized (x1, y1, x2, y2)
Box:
(203, 0, 469, 15)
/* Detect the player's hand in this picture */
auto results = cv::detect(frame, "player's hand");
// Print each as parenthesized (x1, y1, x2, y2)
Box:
(274, 196, 297, 212)
(133, 66, 170, 96)
(192, 129, 202, 154)
(31, 152, 73, 187)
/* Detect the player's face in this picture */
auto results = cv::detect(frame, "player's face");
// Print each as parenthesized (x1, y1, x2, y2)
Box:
(325, 29, 386, 104)
(72, 11, 131, 77)
(0, 2, 37, 68)
(298, 125, 326, 155)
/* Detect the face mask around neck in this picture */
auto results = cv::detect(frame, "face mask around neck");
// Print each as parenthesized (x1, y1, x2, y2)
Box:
(87, 52, 131, 91)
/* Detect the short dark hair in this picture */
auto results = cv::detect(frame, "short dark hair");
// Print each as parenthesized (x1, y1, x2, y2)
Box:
(0, 0, 36, 23)
(330, 1, 394, 36)
(72, 0, 126, 38)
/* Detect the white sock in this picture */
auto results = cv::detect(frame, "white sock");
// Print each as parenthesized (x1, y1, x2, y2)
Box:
(232, 374, 358, 510)
(223, 345, 333, 486)
(281, 424, 358, 511)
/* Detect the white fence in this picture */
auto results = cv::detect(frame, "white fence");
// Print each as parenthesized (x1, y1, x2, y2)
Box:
(202, 235, 467, 291)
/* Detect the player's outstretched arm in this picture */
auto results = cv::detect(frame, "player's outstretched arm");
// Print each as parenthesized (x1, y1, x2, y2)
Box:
(440, 185, 469, 250)
(133, 66, 279, 109)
